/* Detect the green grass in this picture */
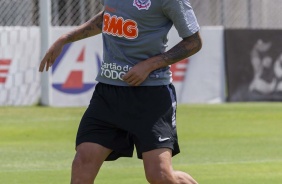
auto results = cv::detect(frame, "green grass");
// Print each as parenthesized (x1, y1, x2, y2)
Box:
(0, 103, 282, 184)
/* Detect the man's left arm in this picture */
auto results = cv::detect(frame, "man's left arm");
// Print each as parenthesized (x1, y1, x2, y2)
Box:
(122, 31, 202, 86)
(159, 31, 202, 66)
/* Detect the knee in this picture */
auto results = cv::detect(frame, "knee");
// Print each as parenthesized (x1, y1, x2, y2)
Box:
(145, 169, 175, 184)
(72, 151, 88, 168)
(72, 148, 94, 169)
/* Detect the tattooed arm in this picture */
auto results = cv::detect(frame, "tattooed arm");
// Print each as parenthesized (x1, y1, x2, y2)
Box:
(122, 32, 202, 86)
(61, 11, 104, 44)
(39, 11, 104, 72)
(159, 32, 202, 66)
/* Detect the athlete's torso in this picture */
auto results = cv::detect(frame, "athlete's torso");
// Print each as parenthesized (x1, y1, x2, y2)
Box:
(96, 0, 199, 86)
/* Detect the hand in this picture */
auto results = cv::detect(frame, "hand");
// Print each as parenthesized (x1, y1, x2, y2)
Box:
(39, 40, 65, 72)
(122, 61, 152, 86)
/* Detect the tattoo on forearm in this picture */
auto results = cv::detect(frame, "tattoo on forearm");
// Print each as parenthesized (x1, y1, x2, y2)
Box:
(96, 18, 103, 30)
(65, 11, 104, 43)
(161, 33, 202, 65)
(89, 11, 104, 31)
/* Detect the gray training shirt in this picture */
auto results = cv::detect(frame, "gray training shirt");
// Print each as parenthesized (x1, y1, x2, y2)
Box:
(96, 0, 200, 86)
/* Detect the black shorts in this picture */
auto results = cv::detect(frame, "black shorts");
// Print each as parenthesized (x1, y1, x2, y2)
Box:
(76, 82, 180, 161)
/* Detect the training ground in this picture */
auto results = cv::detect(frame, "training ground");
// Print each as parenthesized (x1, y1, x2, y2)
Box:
(0, 103, 282, 184)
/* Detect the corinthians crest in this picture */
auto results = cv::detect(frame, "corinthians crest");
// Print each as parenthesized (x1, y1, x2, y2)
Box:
(133, 0, 151, 10)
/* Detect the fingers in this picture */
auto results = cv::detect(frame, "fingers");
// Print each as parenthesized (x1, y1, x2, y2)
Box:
(122, 73, 135, 85)
(38, 60, 46, 72)
(130, 80, 142, 86)
(122, 73, 144, 86)
(39, 53, 54, 72)
(39, 41, 64, 72)
(39, 53, 48, 72)
(46, 58, 50, 71)
(122, 72, 130, 82)
(125, 78, 140, 86)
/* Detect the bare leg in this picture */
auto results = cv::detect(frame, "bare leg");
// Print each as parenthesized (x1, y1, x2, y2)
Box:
(71, 142, 112, 184)
(143, 148, 198, 184)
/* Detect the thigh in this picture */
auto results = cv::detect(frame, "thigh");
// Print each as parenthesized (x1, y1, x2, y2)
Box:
(128, 84, 180, 159)
(76, 83, 135, 161)
(71, 143, 112, 183)
(76, 111, 134, 161)
(142, 148, 174, 180)
(75, 142, 112, 166)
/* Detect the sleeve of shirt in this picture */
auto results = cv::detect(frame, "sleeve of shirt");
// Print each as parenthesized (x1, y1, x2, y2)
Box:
(162, 0, 200, 38)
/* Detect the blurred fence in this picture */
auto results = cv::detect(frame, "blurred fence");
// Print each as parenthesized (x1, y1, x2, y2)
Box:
(0, 0, 282, 28)
(191, 0, 282, 29)
(51, 0, 102, 26)
(0, 0, 39, 26)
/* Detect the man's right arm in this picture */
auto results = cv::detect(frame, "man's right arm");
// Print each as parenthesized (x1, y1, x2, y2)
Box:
(39, 11, 104, 72)
(61, 11, 104, 44)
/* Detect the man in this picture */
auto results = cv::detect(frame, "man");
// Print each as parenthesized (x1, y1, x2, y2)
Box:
(39, 0, 202, 183)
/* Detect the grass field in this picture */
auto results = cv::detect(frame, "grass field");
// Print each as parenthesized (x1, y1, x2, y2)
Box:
(0, 103, 282, 184)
